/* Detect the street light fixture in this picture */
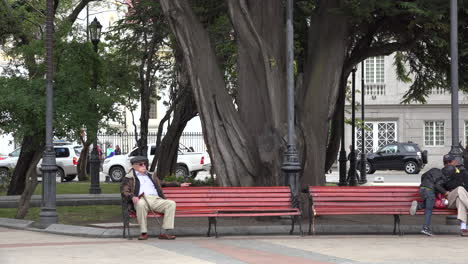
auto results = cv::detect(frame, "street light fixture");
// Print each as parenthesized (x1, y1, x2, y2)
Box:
(88, 17, 102, 194)
(282, 0, 301, 207)
(89, 17, 102, 52)
(448, 0, 463, 165)
(359, 62, 367, 184)
(39, 0, 58, 228)
(347, 68, 358, 186)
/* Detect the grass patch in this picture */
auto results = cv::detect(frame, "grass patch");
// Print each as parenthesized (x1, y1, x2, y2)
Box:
(1, 182, 120, 196)
(0, 205, 122, 225)
(32, 182, 121, 195)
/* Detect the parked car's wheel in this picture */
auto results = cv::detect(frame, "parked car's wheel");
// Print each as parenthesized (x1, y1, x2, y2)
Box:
(190, 171, 198, 178)
(175, 164, 189, 179)
(404, 161, 419, 174)
(63, 175, 76, 182)
(365, 161, 376, 174)
(56, 168, 65, 182)
(109, 166, 125, 182)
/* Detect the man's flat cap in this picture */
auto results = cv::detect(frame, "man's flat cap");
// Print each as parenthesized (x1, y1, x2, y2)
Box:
(130, 156, 149, 164)
(443, 154, 456, 162)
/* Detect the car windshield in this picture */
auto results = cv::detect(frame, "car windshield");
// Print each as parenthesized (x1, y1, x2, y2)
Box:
(9, 148, 21, 157)
(129, 148, 139, 157)
(379, 145, 398, 154)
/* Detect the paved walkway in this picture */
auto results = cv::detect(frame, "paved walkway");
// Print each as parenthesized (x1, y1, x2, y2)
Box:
(2, 226, 468, 264)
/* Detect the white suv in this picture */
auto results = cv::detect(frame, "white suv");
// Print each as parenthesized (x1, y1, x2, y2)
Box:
(0, 143, 82, 182)
(103, 144, 210, 182)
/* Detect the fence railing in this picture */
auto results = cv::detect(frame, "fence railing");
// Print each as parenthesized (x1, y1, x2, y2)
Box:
(97, 131, 206, 154)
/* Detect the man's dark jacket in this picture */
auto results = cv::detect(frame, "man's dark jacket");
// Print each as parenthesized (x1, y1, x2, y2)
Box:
(444, 166, 468, 191)
(420, 168, 448, 194)
(120, 169, 179, 211)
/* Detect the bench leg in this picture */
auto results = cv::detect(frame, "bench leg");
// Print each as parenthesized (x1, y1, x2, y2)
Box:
(297, 215, 304, 236)
(289, 216, 295, 235)
(393, 215, 402, 236)
(207, 217, 218, 237)
(207, 217, 213, 237)
(308, 202, 312, 235)
(121, 203, 132, 240)
(213, 217, 218, 238)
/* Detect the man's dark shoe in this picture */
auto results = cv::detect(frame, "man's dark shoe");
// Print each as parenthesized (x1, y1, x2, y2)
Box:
(158, 234, 176, 240)
(460, 229, 468, 237)
(421, 227, 434, 236)
(138, 233, 148, 240)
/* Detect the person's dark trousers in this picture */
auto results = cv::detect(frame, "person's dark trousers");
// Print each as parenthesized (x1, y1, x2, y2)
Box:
(418, 188, 436, 227)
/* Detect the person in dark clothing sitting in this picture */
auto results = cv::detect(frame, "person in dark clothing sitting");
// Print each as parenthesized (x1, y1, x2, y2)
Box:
(410, 166, 455, 236)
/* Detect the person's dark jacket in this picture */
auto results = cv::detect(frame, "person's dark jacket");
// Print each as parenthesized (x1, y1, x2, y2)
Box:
(444, 166, 468, 191)
(420, 168, 448, 194)
(120, 169, 180, 211)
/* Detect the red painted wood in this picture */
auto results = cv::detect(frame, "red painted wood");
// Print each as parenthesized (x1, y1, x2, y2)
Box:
(308, 185, 458, 217)
(128, 187, 300, 220)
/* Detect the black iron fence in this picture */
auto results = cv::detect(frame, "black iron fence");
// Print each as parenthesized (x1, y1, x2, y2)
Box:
(96, 131, 206, 154)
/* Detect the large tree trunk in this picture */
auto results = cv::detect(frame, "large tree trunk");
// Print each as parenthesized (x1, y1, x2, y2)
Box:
(15, 150, 42, 218)
(299, 0, 349, 186)
(228, 0, 287, 186)
(161, 0, 256, 186)
(7, 135, 44, 195)
(156, 90, 197, 179)
(152, 45, 198, 179)
(77, 140, 91, 181)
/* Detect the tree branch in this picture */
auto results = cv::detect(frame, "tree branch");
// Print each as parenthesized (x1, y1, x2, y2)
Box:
(344, 36, 421, 76)
(65, 0, 95, 25)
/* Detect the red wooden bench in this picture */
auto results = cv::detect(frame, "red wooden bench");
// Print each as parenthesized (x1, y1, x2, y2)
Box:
(122, 186, 302, 238)
(307, 186, 458, 235)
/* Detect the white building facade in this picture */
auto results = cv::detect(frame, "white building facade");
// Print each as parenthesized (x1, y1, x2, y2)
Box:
(346, 54, 468, 169)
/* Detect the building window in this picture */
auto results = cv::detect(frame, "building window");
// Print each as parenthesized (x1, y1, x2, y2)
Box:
(356, 121, 397, 153)
(149, 102, 157, 119)
(465, 121, 468, 145)
(424, 121, 445, 146)
(365, 56, 385, 84)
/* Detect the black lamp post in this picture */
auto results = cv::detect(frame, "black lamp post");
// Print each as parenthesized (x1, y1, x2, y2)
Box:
(282, 0, 301, 206)
(359, 62, 367, 184)
(89, 17, 102, 194)
(448, 0, 463, 165)
(39, 0, 58, 228)
(347, 67, 358, 186)
(338, 81, 347, 186)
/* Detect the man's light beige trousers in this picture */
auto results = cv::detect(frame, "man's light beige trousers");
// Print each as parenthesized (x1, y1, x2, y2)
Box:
(448, 186, 468, 223)
(135, 195, 176, 233)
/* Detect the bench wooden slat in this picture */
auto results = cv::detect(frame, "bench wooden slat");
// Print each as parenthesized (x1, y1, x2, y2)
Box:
(165, 198, 291, 202)
(311, 192, 420, 197)
(123, 186, 302, 238)
(307, 185, 459, 235)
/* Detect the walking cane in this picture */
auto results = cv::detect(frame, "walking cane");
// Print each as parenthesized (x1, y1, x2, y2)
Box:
(139, 192, 163, 235)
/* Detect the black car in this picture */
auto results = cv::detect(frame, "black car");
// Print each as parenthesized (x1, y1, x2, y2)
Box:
(359, 142, 428, 174)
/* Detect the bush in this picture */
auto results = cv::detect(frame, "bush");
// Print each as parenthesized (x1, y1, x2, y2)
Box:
(163, 175, 217, 187)
(0, 168, 12, 193)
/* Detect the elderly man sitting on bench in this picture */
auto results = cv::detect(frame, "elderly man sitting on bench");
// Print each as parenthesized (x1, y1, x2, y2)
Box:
(121, 156, 190, 240)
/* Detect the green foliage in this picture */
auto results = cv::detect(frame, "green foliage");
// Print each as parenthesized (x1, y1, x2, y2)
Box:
(191, 0, 237, 97)
(163, 175, 217, 187)
(0, 0, 133, 144)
